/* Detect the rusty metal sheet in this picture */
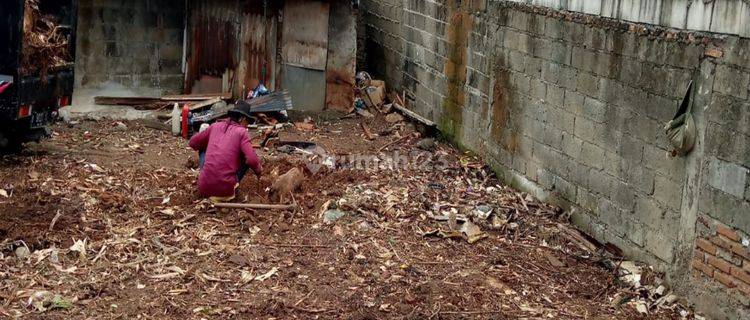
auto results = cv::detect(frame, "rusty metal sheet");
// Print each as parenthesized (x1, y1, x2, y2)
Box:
(281, 0, 330, 71)
(185, 0, 240, 94)
(239, 1, 279, 95)
(265, 13, 277, 91)
(240, 5, 266, 93)
(191, 19, 237, 76)
(324, 0, 356, 111)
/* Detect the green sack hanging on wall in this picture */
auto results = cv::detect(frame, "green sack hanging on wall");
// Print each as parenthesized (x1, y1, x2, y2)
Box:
(664, 81, 696, 157)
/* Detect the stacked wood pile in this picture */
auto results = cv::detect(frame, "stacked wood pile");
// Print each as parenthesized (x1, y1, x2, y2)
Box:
(21, 0, 72, 77)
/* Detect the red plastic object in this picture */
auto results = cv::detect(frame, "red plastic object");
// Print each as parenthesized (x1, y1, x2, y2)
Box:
(18, 105, 31, 118)
(0, 82, 11, 94)
(58, 96, 71, 107)
(181, 104, 190, 139)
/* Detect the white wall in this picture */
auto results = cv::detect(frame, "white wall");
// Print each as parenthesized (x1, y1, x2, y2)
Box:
(505, 0, 750, 37)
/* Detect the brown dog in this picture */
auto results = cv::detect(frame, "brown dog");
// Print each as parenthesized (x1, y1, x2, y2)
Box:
(269, 166, 306, 203)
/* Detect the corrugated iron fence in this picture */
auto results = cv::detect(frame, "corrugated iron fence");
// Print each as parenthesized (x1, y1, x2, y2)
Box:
(185, 0, 355, 111)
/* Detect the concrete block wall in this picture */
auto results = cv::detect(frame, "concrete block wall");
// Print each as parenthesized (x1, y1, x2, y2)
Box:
(479, 4, 698, 271)
(74, 0, 185, 96)
(690, 38, 750, 318)
(361, 0, 750, 318)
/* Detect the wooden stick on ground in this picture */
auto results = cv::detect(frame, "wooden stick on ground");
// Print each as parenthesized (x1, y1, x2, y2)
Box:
(213, 202, 298, 210)
(396, 92, 406, 107)
(49, 209, 63, 231)
(252, 243, 331, 248)
(360, 123, 376, 140)
(377, 135, 411, 152)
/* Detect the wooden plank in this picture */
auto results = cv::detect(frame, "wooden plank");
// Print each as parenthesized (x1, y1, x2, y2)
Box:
(135, 119, 171, 132)
(392, 103, 436, 127)
(281, 0, 330, 71)
(162, 93, 231, 101)
(188, 98, 223, 111)
(96, 95, 227, 112)
(94, 96, 162, 106)
(556, 223, 601, 254)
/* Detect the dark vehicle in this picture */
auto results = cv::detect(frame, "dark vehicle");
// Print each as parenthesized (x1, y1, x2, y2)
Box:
(0, 0, 77, 152)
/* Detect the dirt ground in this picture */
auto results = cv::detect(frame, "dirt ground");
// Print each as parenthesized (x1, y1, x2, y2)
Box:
(0, 114, 689, 319)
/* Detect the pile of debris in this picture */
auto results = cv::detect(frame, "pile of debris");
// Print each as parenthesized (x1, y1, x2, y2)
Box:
(350, 72, 435, 133)
(188, 90, 293, 142)
(285, 115, 552, 242)
(95, 88, 293, 139)
(610, 260, 695, 318)
(21, 0, 72, 76)
(214, 90, 293, 126)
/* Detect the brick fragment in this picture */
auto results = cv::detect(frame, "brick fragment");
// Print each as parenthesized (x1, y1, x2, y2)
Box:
(710, 236, 731, 250)
(732, 267, 750, 285)
(694, 250, 705, 262)
(717, 224, 741, 242)
(692, 258, 714, 278)
(730, 242, 750, 260)
(744, 260, 750, 273)
(708, 255, 732, 273)
(715, 271, 737, 288)
(716, 248, 743, 266)
(697, 238, 717, 255)
(705, 48, 724, 58)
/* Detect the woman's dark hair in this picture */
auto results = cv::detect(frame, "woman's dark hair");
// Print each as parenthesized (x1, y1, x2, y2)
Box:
(229, 112, 245, 123)
(228, 102, 253, 124)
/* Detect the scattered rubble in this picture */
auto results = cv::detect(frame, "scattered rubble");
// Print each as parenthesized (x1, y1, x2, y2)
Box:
(27, 291, 73, 312)
(294, 118, 316, 132)
(114, 121, 128, 131)
(611, 260, 692, 316)
(385, 112, 404, 123)
(254, 267, 279, 282)
(14, 246, 30, 260)
(415, 138, 436, 151)
(323, 209, 348, 224)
